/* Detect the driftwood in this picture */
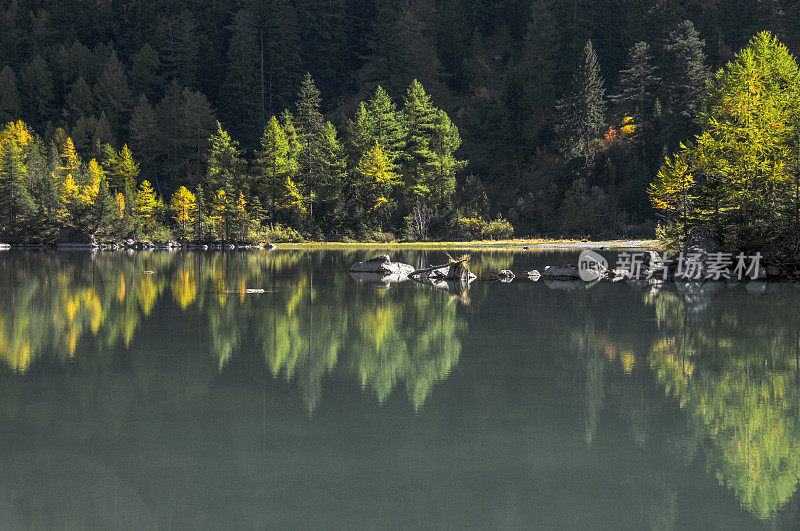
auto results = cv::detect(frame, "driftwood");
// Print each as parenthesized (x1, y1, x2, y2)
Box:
(409, 257, 470, 279)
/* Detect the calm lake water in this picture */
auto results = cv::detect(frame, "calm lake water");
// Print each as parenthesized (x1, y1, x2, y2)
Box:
(0, 249, 798, 529)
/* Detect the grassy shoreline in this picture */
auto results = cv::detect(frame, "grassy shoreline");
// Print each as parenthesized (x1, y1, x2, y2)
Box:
(274, 239, 660, 250)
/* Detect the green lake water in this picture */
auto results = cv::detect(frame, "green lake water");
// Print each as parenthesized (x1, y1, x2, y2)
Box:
(0, 249, 798, 529)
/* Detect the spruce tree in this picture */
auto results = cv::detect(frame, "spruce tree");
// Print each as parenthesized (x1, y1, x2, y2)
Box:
(555, 40, 607, 161)
(19, 54, 54, 129)
(205, 122, 248, 239)
(93, 51, 133, 135)
(179, 88, 216, 187)
(614, 42, 660, 124)
(0, 66, 20, 124)
(0, 140, 35, 238)
(663, 21, 709, 122)
(63, 76, 95, 124)
(255, 116, 293, 217)
(402, 79, 439, 203)
(129, 94, 160, 187)
(367, 86, 406, 163)
(130, 44, 164, 102)
(223, 9, 263, 142)
(294, 73, 325, 221)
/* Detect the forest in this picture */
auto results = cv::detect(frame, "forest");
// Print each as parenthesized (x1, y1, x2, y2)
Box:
(1, 0, 800, 242)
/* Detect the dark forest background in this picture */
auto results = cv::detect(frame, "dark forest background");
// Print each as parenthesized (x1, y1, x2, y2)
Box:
(1, 0, 797, 238)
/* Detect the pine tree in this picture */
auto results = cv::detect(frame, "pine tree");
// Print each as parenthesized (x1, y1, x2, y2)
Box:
(179, 88, 216, 187)
(223, 9, 263, 142)
(663, 21, 709, 123)
(294, 73, 326, 220)
(130, 44, 164, 102)
(511, 0, 559, 126)
(402, 79, 440, 203)
(0, 66, 21, 124)
(255, 116, 293, 217)
(614, 42, 660, 125)
(93, 112, 115, 149)
(63, 76, 95, 124)
(93, 51, 133, 135)
(258, 0, 301, 117)
(157, 10, 200, 87)
(555, 40, 607, 161)
(314, 121, 347, 231)
(205, 122, 248, 239)
(91, 175, 117, 235)
(19, 54, 54, 129)
(156, 80, 184, 183)
(0, 139, 35, 238)
(367, 86, 406, 163)
(129, 94, 160, 186)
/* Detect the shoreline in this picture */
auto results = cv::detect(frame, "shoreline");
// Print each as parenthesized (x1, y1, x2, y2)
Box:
(0, 239, 661, 252)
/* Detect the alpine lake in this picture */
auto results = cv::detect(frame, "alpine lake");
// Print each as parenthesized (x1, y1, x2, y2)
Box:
(0, 248, 799, 529)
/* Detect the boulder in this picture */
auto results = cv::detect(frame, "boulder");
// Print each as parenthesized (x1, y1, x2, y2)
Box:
(541, 265, 581, 280)
(527, 269, 541, 281)
(348, 255, 415, 277)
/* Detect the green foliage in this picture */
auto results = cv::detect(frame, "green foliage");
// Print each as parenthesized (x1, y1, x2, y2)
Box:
(555, 41, 606, 160)
(651, 32, 800, 259)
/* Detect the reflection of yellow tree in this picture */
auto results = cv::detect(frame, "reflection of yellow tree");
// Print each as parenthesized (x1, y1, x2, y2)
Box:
(0, 250, 466, 414)
(647, 288, 800, 520)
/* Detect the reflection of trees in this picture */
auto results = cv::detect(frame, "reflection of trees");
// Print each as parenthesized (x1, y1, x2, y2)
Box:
(647, 287, 800, 520)
(0, 250, 465, 412)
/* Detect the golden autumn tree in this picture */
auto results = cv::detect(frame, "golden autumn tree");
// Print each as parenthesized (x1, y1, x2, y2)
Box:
(170, 186, 196, 235)
(135, 180, 157, 233)
(355, 142, 400, 227)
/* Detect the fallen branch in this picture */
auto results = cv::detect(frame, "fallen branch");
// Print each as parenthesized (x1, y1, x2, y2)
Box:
(409, 258, 469, 278)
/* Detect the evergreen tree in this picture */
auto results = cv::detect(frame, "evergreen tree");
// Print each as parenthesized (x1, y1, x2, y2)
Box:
(130, 44, 164, 102)
(663, 21, 709, 127)
(294, 73, 326, 219)
(90, 175, 117, 236)
(129, 94, 160, 187)
(93, 112, 115, 151)
(157, 10, 200, 87)
(555, 40, 607, 161)
(63, 77, 95, 124)
(255, 116, 293, 218)
(223, 9, 263, 142)
(93, 51, 133, 136)
(0, 66, 21, 124)
(402, 79, 440, 203)
(367, 86, 406, 163)
(614, 42, 660, 124)
(179, 88, 216, 187)
(0, 139, 35, 238)
(19, 54, 54, 129)
(205, 122, 248, 240)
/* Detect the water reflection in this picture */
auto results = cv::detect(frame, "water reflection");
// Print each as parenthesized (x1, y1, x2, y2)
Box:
(0, 250, 464, 413)
(646, 284, 800, 520)
(0, 250, 798, 526)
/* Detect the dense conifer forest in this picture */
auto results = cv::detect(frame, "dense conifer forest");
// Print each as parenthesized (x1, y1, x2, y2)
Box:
(1, 0, 800, 243)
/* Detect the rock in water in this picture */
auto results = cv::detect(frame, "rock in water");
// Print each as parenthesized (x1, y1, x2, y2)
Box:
(527, 269, 541, 281)
(497, 270, 515, 282)
(348, 255, 415, 277)
(541, 265, 581, 280)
